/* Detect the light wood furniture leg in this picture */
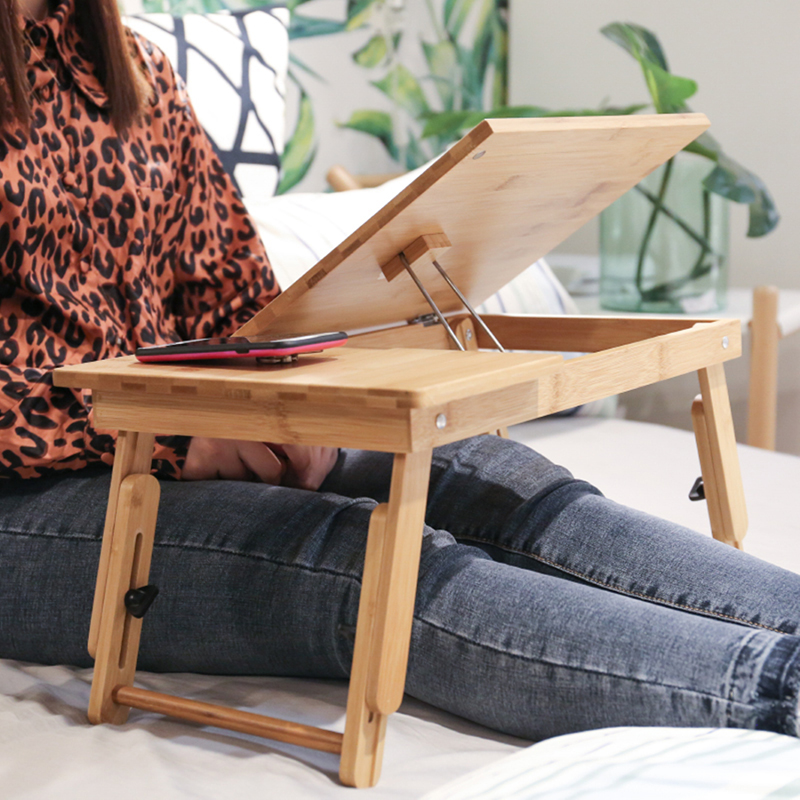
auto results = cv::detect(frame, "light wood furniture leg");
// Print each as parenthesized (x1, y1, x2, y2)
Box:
(693, 364, 748, 549)
(88, 471, 160, 724)
(340, 505, 389, 788)
(691, 397, 726, 543)
(340, 450, 432, 788)
(88, 430, 155, 659)
(748, 285, 780, 450)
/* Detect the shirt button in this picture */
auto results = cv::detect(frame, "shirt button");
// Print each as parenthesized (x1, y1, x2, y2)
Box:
(80, 257, 91, 273)
(117, 336, 125, 348)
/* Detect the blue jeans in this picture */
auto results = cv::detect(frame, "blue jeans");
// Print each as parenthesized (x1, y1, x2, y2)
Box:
(2, 435, 800, 741)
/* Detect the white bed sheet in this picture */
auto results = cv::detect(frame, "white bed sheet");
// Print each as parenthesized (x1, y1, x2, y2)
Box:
(422, 727, 800, 799)
(521, 417, 800, 574)
(2, 418, 799, 799)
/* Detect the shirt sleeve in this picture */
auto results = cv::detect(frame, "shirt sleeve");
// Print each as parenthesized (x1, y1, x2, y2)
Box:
(0, 363, 188, 480)
(141, 38, 281, 341)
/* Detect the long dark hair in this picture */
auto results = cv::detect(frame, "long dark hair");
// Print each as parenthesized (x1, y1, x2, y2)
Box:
(0, 0, 147, 133)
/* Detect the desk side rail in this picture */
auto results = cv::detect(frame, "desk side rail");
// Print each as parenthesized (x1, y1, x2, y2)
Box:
(462, 313, 730, 353)
(456, 315, 740, 416)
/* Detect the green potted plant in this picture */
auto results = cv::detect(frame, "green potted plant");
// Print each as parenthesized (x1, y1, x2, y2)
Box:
(341, 18, 779, 313)
(595, 23, 779, 312)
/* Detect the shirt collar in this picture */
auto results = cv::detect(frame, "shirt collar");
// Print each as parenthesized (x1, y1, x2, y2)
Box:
(21, 0, 110, 109)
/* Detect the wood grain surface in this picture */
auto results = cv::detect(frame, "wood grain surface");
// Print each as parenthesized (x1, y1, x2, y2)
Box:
(114, 687, 344, 754)
(54, 348, 562, 409)
(236, 114, 709, 340)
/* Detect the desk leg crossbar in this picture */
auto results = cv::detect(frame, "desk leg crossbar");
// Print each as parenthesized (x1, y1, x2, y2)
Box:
(88, 434, 433, 788)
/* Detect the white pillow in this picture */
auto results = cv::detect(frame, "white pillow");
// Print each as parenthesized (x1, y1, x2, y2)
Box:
(476, 260, 578, 317)
(124, 7, 289, 203)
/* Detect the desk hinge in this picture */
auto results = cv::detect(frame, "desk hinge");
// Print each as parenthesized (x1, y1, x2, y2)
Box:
(409, 313, 439, 327)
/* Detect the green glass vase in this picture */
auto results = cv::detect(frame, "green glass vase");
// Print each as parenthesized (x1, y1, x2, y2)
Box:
(599, 153, 730, 313)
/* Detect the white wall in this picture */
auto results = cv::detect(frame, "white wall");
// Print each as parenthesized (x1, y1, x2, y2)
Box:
(509, 0, 800, 453)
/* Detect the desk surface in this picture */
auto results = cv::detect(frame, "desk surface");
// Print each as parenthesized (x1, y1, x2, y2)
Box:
(55, 348, 563, 410)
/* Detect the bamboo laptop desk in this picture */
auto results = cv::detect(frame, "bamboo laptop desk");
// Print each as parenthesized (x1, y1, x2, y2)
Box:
(54, 114, 747, 788)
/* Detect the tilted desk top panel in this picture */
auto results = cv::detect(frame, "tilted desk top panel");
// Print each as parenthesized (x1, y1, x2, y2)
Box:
(54, 348, 563, 410)
(236, 114, 710, 341)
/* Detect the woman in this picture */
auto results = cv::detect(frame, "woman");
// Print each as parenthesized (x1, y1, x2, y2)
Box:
(2, 0, 800, 745)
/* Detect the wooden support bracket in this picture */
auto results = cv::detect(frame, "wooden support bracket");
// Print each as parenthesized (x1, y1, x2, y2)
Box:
(380, 233, 452, 282)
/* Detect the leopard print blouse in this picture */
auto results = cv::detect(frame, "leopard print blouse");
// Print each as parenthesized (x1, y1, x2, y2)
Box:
(0, 0, 280, 480)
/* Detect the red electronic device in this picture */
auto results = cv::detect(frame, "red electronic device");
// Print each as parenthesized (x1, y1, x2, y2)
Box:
(135, 332, 348, 363)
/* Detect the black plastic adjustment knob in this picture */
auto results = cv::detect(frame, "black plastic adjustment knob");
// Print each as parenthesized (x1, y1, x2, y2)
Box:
(689, 476, 705, 502)
(124, 584, 159, 618)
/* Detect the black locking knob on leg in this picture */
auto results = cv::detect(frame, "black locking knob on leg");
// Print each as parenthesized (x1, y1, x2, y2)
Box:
(124, 585, 159, 618)
(689, 476, 705, 502)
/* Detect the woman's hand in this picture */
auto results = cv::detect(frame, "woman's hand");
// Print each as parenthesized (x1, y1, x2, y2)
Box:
(273, 444, 339, 491)
(182, 438, 337, 490)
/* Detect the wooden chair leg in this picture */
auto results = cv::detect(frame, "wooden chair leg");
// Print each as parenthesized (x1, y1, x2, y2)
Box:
(693, 364, 748, 549)
(747, 285, 780, 450)
(88, 472, 160, 725)
(340, 450, 432, 788)
(89, 430, 156, 659)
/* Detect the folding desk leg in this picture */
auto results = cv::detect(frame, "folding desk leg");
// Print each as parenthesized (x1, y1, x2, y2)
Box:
(88, 430, 156, 659)
(693, 364, 748, 549)
(340, 450, 432, 788)
(88, 472, 160, 724)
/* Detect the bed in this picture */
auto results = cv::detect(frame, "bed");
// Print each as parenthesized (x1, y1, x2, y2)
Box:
(5, 12, 800, 797)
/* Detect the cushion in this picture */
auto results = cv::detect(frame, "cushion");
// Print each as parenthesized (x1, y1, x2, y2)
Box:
(124, 7, 289, 203)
